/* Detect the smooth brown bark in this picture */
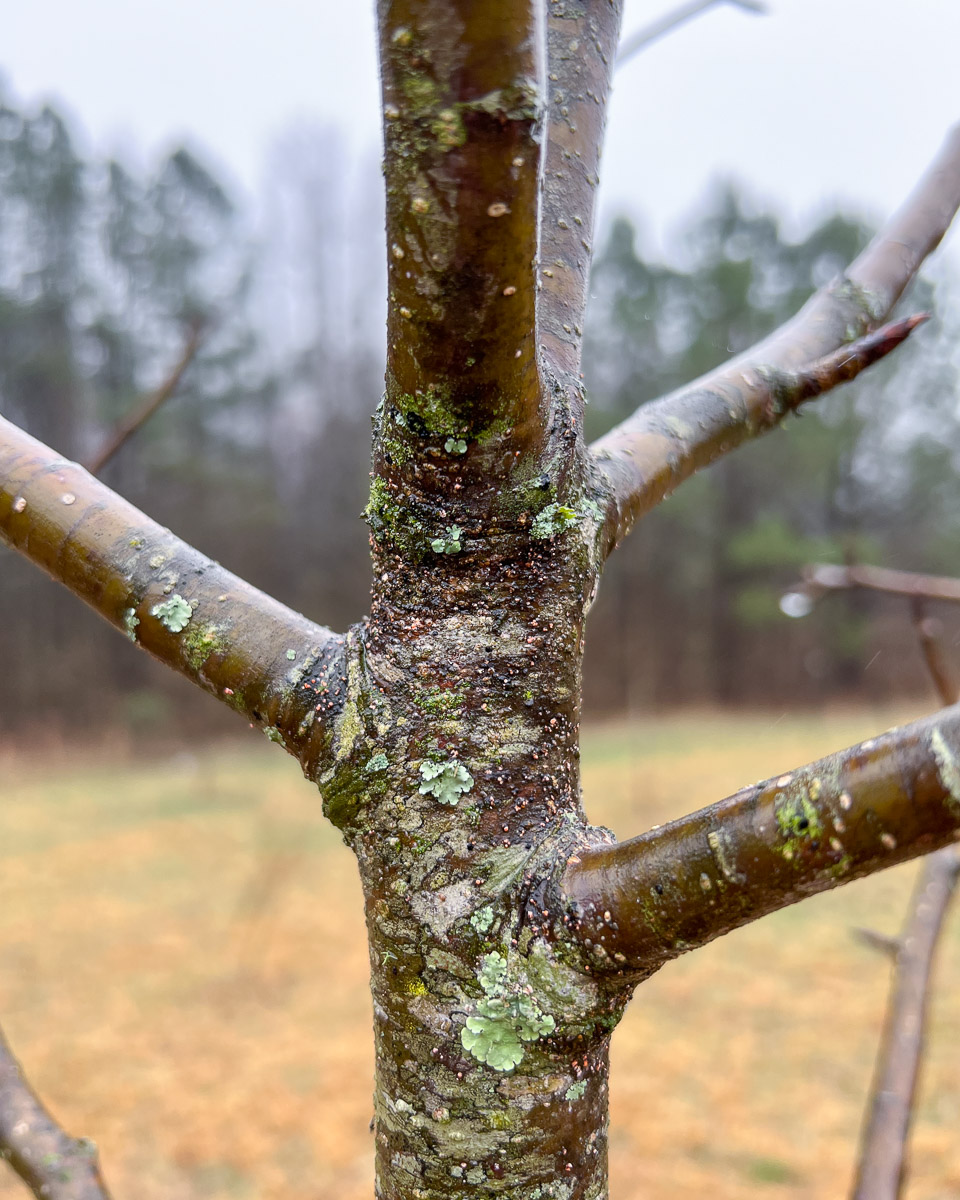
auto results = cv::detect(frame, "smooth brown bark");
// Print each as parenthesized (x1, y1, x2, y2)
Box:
(0, 1025, 111, 1200)
(591, 124, 960, 552)
(561, 707, 960, 976)
(378, 0, 545, 465)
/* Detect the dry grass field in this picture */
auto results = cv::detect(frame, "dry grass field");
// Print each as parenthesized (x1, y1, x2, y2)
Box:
(0, 707, 958, 1199)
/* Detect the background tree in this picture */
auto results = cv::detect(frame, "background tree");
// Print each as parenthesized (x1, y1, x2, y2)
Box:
(2, 5, 960, 1198)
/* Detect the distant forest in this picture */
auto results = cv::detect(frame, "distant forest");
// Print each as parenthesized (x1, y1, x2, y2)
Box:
(2, 86, 960, 741)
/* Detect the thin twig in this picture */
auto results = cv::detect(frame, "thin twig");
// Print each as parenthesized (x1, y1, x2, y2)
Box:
(851, 846, 960, 1200)
(801, 562, 960, 605)
(851, 604, 960, 1200)
(911, 599, 960, 707)
(0, 1023, 111, 1200)
(85, 321, 204, 475)
(617, 0, 766, 68)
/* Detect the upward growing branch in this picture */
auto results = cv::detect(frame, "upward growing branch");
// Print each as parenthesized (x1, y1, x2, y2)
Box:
(378, 0, 544, 466)
(591, 124, 960, 553)
(539, 0, 623, 382)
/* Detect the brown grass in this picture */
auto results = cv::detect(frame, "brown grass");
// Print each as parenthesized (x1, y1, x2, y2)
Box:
(0, 708, 957, 1198)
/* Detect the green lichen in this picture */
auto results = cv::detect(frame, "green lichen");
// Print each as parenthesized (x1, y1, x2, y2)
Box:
(460, 951, 556, 1071)
(931, 728, 960, 814)
(123, 607, 140, 642)
(531, 503, 579, 540)
(181, 621, 226, 673)
(432, 108, 466, 149)
(444, 437, 468, 455)
(415, 686, 464, 716)
(418, 760, 473, 806)
(430, 525, 463, 554)
(286, 648, 296, 661)
(470, 906, 495, 934)
(263, 725, 285, 746)
(365, 753, 389, 774)
(776, 785, 824, 859)
(564, 1080, 587, 1101)
(150, 594, 193, 633)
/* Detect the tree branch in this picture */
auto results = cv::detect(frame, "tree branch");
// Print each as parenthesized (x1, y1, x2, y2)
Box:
(617, 0, 765, 69)
(0, 1023, 111, 1200)
(538, 0, 623, 380)
(591, 123, 960, 554)
(850, 599, 960, 1200)
(84, 321, 204, 476)
(851, 846, 960, 1200)
(560, 706, 960, 975)
(377, 0, 544, 466)
(0, 416, 345, 760)
(801, 562, 960, 606)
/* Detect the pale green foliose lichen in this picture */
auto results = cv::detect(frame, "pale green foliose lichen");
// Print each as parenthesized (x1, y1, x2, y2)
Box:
(460, 951, 555, 1071)
(430, 525, 463, 554)
(444, 437, 467, 455)
(564, 1080, 587, 1101)
(365, 753, 390, 774)
(263, 725, 285, 746)
(470, 905, 495, 934)
(123, 607, 140, 642)
(150, 594, 193, 633)
(418, 760, 474, 805)
(531, 503, 579, 540)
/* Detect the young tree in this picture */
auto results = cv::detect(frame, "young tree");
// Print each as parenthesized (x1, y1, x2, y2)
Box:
(2, 5, 960, 1198)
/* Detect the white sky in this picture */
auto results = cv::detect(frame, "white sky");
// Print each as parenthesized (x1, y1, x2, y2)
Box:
(3, 0, 960, 259)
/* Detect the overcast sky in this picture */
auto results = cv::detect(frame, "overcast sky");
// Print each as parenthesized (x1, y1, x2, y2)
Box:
(3, 0, 960, 260)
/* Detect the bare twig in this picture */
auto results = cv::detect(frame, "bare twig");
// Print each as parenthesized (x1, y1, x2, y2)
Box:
(911, 599, 960, 707)
(85, 321, 204, 476)
(801, 562, 960, 606)
(850, 601, 960, 1200)
(617, 0, 766, 68)
(0, 1023, 111, 1200)
(852, 928, 901, 958)
(851, 846, 960, 1200)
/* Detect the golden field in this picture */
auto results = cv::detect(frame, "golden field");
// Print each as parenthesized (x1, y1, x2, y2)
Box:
(0, 708, 958, 1199)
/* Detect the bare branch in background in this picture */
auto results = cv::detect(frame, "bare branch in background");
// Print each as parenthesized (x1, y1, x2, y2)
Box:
(84, 321, 205, 476)
(851, 846, 960, 1200)
(617, 0, 766, 69)
(851, 602, 960, 1200)
(800, 562, 960, 606)
(0, 1024, 111, 1200)
(591, 125, 960, 555)
(912, 599, 960, 708)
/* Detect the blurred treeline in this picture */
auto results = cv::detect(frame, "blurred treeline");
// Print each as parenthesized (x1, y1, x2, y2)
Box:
(1, 88, 959, 742)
